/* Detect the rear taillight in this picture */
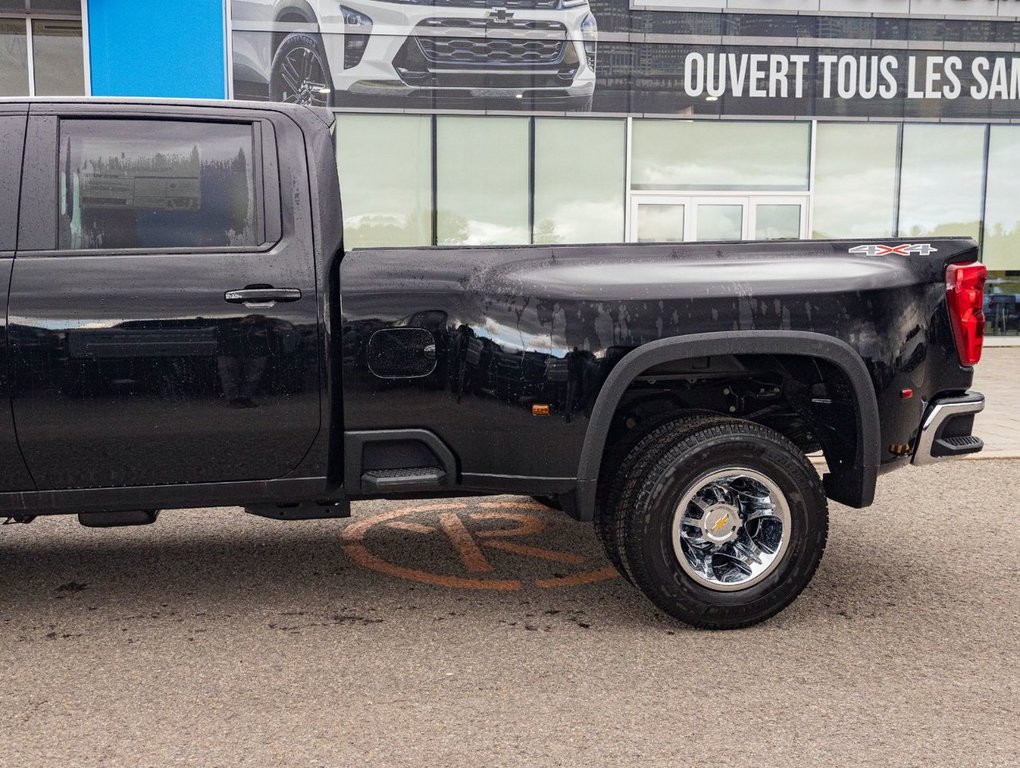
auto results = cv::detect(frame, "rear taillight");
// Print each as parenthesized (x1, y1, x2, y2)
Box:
(945, 262, 987, 366)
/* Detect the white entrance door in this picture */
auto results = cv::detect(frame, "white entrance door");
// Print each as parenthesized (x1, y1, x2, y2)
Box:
(629, 195, 808, 243)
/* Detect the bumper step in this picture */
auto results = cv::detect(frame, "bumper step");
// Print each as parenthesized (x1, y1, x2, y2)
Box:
(933, 434, 984, 458)
(912, 392, 985, 466)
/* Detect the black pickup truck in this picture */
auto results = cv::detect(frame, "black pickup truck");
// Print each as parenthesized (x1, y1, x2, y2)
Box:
(0, 99, 987, 628)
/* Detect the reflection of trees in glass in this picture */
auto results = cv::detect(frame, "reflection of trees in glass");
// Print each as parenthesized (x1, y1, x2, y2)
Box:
(903, 221, 980, 240)
(436, 211, 469, 246)
(983, 222, 1020, 272)
(82, 144, 200, 175)
(533, 219, 559, 244)
(79, 144, 202, 212)
(344, 211, 431, 249)
(72, 135, 254, 249)
(225, 147, 254, 245)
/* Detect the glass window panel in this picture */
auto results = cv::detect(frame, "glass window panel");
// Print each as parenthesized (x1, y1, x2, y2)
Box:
(696, 204, 743, 241)
(755, 204, 801, 240)
(59, 121, 258, 251)
(636, 203, 685, 243)
(812, 123, 898, 239)
(336, 114, 431, 248)
(984, 272, 1020, 336)
(898, 124, 984, 241)
(631, 121, 810, 191)
(0, 19, 29, 97)
(31, 19, 84, 96)
(29, 1, 82, 13)
(437, 116, 528, 246)
(982, 127, 1020, 272)
(534, 118, 625, 244)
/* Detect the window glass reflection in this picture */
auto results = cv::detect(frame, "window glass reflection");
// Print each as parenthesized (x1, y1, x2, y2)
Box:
(755, 204, 801, 240)
(534, 118, 625, 244)
(31, 19, 84, 96)
(982, 127, 1020, 272)
(29, 1, 82, 12)
(0, 19, 29, 96)
(812, 123, 897, 239)
(899, 124, 984, 241)
(336, 114, 432, 248)
(59, 120, 258, 251)
(636, 203, 685, 243)
(631, 121, 809, 191)
(437, 116, 529, 246)
(985, 272, 1020, 336)
(696, 204, 743, 241)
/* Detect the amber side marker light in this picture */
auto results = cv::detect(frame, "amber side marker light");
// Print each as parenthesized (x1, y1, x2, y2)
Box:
(945, 262, 987, 366)
(532, 404, 551, 416)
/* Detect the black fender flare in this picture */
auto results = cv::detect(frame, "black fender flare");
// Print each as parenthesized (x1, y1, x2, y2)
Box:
(574, 331, 881, 520)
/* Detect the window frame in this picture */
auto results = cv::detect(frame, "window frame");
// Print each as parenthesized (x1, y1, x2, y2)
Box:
(18, 113, 281, 257)
(628, 191, 809, 243)
(0, 10, 86, 97)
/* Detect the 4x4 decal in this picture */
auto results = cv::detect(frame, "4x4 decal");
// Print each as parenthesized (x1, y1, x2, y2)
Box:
(848, 243, 939, 256)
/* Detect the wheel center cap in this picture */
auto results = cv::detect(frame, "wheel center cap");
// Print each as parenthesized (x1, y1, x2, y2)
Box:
(702, 504, 740, 544)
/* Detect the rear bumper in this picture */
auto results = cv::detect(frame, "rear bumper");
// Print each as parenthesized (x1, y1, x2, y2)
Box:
(911, 392, 985, 466)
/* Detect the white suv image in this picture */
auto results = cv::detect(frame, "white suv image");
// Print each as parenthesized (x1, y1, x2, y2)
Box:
(231, 0, 597, 110)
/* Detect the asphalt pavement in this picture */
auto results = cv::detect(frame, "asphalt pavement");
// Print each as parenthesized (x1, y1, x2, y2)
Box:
(1, 459, 1018, 767)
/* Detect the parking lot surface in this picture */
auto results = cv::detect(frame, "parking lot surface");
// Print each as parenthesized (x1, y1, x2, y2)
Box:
(1, 460, 1017, 767)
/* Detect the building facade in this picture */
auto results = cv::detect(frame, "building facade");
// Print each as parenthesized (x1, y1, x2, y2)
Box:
(1, 0, 1018, 335)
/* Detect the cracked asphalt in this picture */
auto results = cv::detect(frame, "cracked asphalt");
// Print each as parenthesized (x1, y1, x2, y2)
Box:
(1, 460, 1017, 767)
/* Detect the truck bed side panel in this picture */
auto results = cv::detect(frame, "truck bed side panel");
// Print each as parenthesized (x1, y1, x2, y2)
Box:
(339, 239, 976, 484)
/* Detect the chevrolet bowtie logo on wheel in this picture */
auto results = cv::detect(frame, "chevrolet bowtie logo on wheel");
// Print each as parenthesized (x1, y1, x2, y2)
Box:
(487, 8, 514, 24)
(848, 243, 939, 256)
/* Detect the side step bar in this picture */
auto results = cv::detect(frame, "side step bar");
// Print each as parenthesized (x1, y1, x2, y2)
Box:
(912, 392, 985, 466)
(361, 467, 447, 493)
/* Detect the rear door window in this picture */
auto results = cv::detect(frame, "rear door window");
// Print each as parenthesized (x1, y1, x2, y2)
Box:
(57, 119, 264, 251)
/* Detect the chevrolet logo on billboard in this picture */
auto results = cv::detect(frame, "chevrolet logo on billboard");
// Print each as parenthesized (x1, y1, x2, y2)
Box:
(487, 7, 514, 24)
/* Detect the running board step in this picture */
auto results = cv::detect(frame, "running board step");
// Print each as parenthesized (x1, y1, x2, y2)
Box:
(361, 467, 447, 492)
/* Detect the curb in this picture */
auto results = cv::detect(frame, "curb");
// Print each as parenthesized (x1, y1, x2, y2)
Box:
(810, 451, 1020, 468)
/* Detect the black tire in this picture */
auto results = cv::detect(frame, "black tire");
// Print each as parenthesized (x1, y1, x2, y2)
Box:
(610, 416, 828, 629)
(595, 411, 729, 585)
(270, 32, 334, 107)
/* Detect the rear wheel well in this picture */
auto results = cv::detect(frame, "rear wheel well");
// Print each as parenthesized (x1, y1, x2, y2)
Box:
(600, 353, 859, 480)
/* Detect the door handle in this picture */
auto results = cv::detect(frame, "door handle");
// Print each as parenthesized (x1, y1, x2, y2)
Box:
(224, 287, 302, 307)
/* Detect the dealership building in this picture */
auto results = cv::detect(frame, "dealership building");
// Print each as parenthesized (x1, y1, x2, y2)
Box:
(1, 0, 1019, 336)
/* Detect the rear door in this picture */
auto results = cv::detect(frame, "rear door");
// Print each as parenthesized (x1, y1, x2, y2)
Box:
(8, 105, 320, 490)
(0, 104, 34, 492)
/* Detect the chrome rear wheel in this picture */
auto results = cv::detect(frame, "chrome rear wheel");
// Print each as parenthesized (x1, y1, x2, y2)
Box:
(673, 468, 791, 591)
(607, 416, 828, 629)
